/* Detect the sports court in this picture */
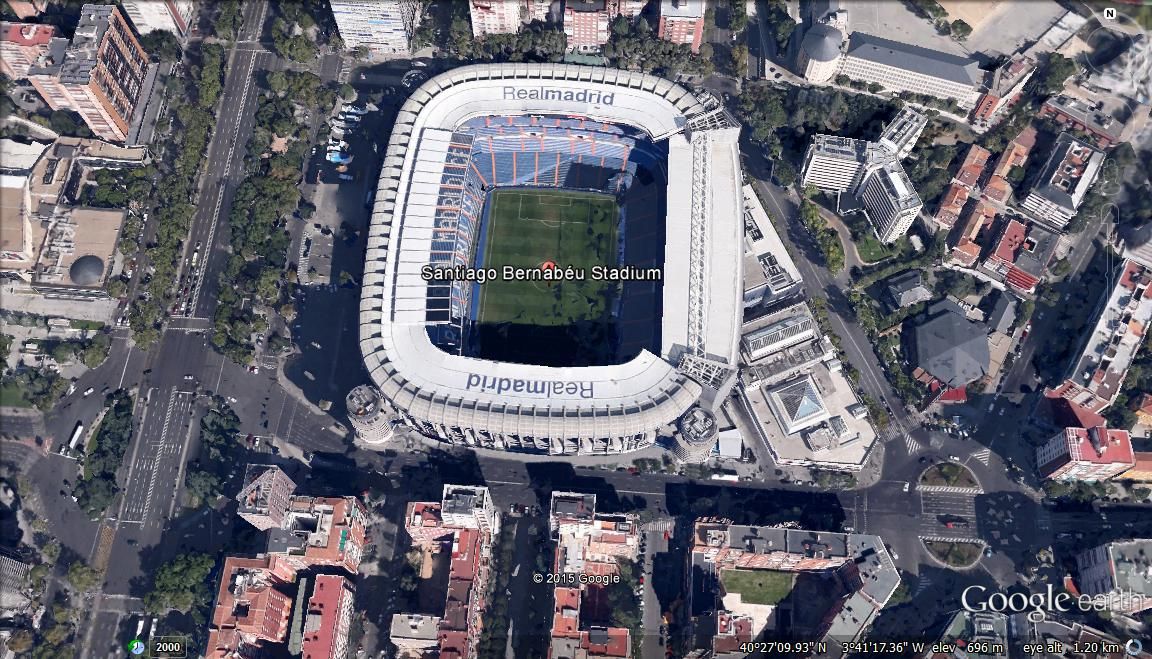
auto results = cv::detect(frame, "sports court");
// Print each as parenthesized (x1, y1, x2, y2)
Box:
(476, 188, 620, 327)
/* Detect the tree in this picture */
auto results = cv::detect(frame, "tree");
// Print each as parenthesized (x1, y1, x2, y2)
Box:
(730, 44, 749, 76)
(139, 30, 182, 61)
(184, 468, 220, 503)
(1038, 53, 1078, 95)
(145, 553, 216, 615)
(611, 14, 631, 37)
(699, 43, 713, 61)
(266, 70, 289, 95)
(66, 561, 103, 592)
(950, 19, 972, 40)
(1007, 164, 1027, 185)
(6, 629, 34, 652)
(773, 159, 797, 186)
(340, 83, 356, 101)
(50, 343, 73, 364)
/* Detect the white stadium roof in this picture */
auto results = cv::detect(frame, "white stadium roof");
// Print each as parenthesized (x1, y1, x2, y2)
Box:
(359, 63, 743, 448)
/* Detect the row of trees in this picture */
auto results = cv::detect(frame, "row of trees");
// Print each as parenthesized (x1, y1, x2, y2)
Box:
(213, 70, 327, 363)
(604, 15, 713, 78)
(126, 42, 227, 347)
(144, 552, 217, 620)
(183, 402, 242, 506)
(799, 198, 846, 273)
(736, 82, 902, 164)
(213, 1, 243, 41)
(44, 333, 112, 369)
(72, 390, 135, 516)
(761, 0, 796, 51)
(81, 166, 157, 210)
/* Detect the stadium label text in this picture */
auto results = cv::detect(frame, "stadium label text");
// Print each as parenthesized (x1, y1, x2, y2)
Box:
(503, 87, 615, 106)
(421, 265, 662, 282)
(466, 374, 595, 399)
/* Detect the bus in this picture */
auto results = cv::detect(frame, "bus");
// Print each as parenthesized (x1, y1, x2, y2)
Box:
(67, 422, 85, 452)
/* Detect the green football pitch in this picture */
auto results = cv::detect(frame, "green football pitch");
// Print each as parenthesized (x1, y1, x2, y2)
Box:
(477, 189, 619, 327)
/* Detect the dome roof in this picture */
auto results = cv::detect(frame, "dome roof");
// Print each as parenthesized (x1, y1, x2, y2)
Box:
(68, 255, 104, 286)
(802, 24, 844, 63)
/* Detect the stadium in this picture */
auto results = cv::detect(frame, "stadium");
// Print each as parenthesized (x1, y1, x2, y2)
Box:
(358, 63, 744, 455)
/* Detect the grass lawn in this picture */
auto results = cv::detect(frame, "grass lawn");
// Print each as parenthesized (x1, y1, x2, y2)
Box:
(920, 462, 978, 488)
(477, 189, 619, 326)
(924, 540, 982, 568)
(855, 234, 895, 263)
(0, 382, 30, 408)
(720, 569, 794, 605)
(69, 319, 104, 331)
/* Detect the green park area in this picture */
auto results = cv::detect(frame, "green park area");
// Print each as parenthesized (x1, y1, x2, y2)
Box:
(721, 568, 795, 605)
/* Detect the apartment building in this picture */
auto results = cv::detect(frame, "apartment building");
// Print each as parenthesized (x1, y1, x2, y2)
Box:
(5, 0, 48, 19)
(799, 108, 925, 243)
(690, 521, 900, 655)
(1039, 94, 1129, 149)
(970, 54, 1035, 127)
(839, 32, 982, 109)
(120, 0, 196, 38)
(800, 135, 874, 191)
(205, 556, 297, 659)
(548, 491, 637, 659)
(236, 464, 298, 531)
(330, 0, 422, 57)
(267, 495, 368, 574)
(657, 0, 705, 52)
(876, 106, 928, 160)
(1037, 425, 1135, 482)
(301, 575, 357, 659)
(205, 557, 359, 659)
(1048, 259, 1152, 413)
(858, 160, 923, 243)
(469, 0, 525, 36)
(0, 22, 62, 79)
(563, 0, 646, 53)
(1075, 540, 1152, 615)
(981, 218, 1059, 294)
(397, 485, 500, 659)
(1020, 132, 1105, 229)
(26, 5, 152, 143)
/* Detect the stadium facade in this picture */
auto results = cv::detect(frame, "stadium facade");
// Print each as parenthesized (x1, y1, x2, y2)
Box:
(359, 64, 744, 456)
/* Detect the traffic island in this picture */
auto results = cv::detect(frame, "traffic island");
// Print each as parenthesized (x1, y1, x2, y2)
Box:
(919, 462, 979, 489)
(923, 539, 983, 569)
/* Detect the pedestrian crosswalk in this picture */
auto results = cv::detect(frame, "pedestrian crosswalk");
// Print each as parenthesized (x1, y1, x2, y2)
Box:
(904, 434, 921, 454)
(914, 572, 933, 597)
(972, 448, 991, 465)
(1036, 508, 1052, 532)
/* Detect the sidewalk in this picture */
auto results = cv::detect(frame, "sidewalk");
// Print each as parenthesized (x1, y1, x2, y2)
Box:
(407, 432, 672, 466)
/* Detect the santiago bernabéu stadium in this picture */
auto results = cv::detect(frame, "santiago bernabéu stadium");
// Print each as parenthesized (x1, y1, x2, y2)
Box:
(358, 63, 745, 455)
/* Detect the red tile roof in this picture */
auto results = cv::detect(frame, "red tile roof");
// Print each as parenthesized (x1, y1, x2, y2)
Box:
(1124, 453, 1152, 480)
(1, 22, 58, 45)
(552, 587, 582, 636)
(1044, 391, 1107, 428)
(939, 386, 968, 403)
(301, 575, 353, 659)
(1137, 394, 1152, 416)
(1064, 427, 1134, 466)
(983, 175, 1012, 203)
(955, 144, 991, 188)
(580, 627, 630, 657)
